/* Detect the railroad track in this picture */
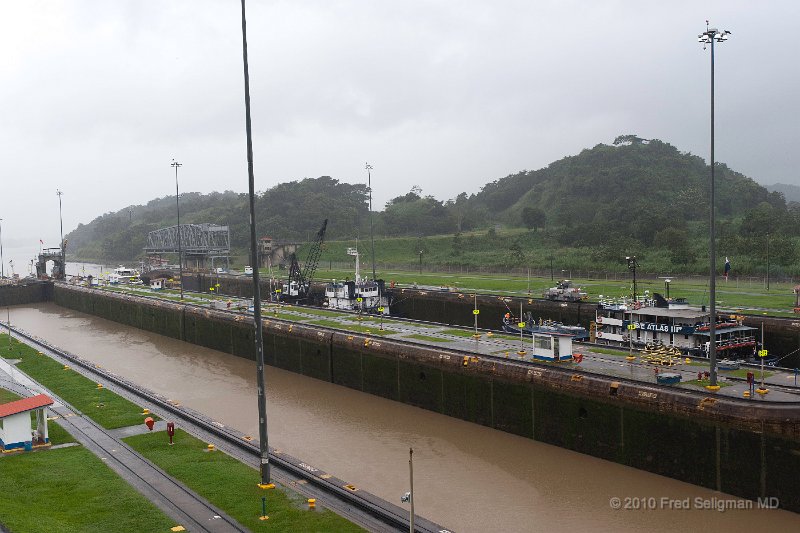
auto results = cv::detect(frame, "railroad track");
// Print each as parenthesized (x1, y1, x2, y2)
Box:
(51, 401, 245, 533)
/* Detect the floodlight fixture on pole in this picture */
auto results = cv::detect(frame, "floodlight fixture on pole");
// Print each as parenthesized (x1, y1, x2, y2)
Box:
(698, 21, 731, 389)
(171, 160, 184, 301)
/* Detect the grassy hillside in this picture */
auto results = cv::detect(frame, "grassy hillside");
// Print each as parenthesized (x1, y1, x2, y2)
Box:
(66, 136, 800, 276)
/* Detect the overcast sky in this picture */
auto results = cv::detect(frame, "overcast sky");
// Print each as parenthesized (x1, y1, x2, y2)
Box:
(1, 0, 798, 266)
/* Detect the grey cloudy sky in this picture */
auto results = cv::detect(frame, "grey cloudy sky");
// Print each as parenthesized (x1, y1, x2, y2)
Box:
(1, 1, 798, 265)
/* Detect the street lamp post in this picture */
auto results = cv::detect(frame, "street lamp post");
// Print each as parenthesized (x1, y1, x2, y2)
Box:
(626, 256, 639, 302)
(418, 250, 423, 275)
(366, 163, 376, 281)
(57, 190, 65, 278)
(698, 22, 731, 389)
(240, 0, 271, 485)
(171, 160, 184, 300)
(766, 232, 770, 291)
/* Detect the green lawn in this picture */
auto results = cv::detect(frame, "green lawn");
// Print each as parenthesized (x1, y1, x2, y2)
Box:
(306, 319, 396, 335)
(0, 446, 176, 533)
(125, 429, 364, 532)
(312, 265, 797, 315)
(441, 328, 483, 337)
(0, 387, 21, 403)
(404, 334, 454, 343)
(1, 334, 153, 429)
(682, 379, 733, 388)
(720, 368, 774, 379)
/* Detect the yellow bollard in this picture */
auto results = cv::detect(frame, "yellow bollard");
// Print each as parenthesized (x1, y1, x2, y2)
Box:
(308, 498, 316, 509)
(685, 358, 691, 364)
(207, 444, 215, 451)
(142, 408, 150, 415)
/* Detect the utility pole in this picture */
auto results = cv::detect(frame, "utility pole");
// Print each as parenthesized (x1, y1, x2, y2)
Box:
(240, 0, 271, 486)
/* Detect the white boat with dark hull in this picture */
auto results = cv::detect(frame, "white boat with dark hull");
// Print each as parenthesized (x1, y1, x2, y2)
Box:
(594, 293, 757, 359)
(324, 248, 390, 314)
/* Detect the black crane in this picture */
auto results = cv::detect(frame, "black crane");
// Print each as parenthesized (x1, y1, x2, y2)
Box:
(280, 219, 327, 302)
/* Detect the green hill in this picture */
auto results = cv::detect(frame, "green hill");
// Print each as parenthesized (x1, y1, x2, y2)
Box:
(65, 136, 800, 276)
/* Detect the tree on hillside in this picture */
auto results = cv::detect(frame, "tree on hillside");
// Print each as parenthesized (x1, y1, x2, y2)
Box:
(521, 207, 546, 231)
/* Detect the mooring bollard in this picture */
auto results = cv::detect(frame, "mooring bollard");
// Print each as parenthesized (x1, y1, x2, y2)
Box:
(308, 498, 316, 509)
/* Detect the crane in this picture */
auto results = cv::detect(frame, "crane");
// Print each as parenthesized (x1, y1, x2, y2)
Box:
(280, 219, 328, 302)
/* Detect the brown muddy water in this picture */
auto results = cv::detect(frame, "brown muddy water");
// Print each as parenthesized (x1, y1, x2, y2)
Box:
(7, 303, 799, 533)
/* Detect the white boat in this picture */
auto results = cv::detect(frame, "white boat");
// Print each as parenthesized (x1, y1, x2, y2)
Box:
(108, 265, 140, 285)
(324, 248, 390, 314)
(594, 292, 756, 359)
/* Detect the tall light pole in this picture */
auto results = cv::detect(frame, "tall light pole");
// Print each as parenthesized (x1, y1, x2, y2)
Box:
(171, 160, 184, 300)
(57, 189, 65, 277)
(766, 232, 770, 291)
(0, 218, 4, 279)
(240, 0, 271, 486)
(698, 22, 731, 389)
(366, 163, 376, 281)
(626, 256, 638, 301)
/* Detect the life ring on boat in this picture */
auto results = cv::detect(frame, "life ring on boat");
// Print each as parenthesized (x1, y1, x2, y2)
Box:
(596, 331, 603, 338)
(573, 353, 583, 363)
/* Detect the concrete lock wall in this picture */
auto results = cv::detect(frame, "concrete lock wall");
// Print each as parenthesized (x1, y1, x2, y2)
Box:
(181, 273, 800, 360)
(0, 282, 53, 308)
(52, 283, 800, 512)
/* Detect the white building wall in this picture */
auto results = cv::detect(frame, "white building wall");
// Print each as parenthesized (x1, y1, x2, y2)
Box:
(2, 413, 32, 447)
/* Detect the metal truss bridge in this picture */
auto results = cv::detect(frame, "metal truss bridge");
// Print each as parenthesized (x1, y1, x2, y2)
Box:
(144, 224, 230, 268)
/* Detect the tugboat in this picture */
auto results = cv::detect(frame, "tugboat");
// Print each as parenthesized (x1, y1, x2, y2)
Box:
(324, 248, 390, 314)
(542, 280, 588, 302)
